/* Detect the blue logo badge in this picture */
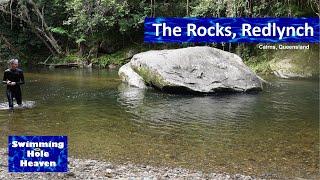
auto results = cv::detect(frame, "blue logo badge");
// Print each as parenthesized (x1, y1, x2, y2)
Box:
(8, 136, 68, 172)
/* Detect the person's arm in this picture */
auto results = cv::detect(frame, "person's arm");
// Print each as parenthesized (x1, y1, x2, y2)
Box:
(17, 70, 25, 85)
(2, 71, 8, 85)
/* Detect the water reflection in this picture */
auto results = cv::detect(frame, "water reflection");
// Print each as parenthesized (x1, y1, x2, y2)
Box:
(117, 88, 259, 127)
(117, 84, 146, 108)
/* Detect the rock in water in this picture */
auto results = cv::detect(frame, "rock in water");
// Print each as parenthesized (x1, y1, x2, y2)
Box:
(270, 58, 317, 79)
(119, 46, 264, 93)
(118, 63, 146, 88)
(268, 45, 318, 79)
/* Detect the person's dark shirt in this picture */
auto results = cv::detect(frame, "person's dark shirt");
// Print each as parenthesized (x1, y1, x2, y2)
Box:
(2, 68, 25, 89)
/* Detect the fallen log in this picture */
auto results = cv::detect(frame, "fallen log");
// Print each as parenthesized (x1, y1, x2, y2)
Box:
(38, 62, 80, 68)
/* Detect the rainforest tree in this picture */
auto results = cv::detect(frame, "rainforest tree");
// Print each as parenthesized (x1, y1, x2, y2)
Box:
(0, 0, 318, 65)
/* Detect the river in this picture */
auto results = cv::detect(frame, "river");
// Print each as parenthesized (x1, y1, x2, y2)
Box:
(0, 68, 318, 179)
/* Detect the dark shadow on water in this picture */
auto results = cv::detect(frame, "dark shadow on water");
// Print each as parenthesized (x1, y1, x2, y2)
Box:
(152, 84, 262, 96)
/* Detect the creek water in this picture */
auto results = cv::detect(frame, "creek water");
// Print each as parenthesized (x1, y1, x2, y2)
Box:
(0, 68, 318, 179)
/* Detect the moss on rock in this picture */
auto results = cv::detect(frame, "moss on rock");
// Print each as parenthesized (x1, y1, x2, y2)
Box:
(133, 66, 169, 89)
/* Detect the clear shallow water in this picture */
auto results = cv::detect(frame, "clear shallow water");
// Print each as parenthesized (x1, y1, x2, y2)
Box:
(0, 101, 36, 110)
(0, 68, 318, 179)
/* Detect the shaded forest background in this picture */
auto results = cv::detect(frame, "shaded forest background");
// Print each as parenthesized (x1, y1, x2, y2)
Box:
(0, 0, 319, 70)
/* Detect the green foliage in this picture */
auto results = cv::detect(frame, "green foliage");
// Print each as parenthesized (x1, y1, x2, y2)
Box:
(245, 51, 273, 75)
(0, 0, 318, 67)
(51, 53, 82, 64)
(191, 0, 318, 17)
(63, 0, 149, 45)
(91, 47, 133, 67)
(75, 36, 86, 44)
(92, 53, 124, 68)
(50, 27, 68, 35)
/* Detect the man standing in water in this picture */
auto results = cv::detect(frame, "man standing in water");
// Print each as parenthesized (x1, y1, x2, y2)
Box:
(2, 59, 25, 110)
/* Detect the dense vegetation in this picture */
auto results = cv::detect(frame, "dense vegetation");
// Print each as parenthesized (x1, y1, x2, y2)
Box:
(0, 0, 319, 70)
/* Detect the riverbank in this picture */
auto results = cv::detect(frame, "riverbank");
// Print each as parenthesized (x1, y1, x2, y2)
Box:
(0, 148, 255, 179)
(244, 44, 319, 77)
(30, 43, 319, 80)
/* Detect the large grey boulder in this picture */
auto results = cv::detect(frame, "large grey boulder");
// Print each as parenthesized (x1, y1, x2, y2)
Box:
(119, 46, 264, 93)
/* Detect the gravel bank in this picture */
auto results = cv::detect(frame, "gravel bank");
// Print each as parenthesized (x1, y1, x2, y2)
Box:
(0, 148, 255, 179)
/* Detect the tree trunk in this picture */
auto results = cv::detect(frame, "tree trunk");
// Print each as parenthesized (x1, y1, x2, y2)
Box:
(0, 0, 63, 56)
(249, 0, 253, 17)
(153, 0, 156, 17)
(28, 0, 63, 55)
(186, 0, 189, 16)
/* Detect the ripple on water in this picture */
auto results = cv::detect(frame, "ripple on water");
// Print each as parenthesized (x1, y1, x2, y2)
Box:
(0, 101, 36, 110)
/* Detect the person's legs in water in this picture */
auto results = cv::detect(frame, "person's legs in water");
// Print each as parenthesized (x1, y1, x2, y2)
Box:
(6, 89, 14, 110)
(15, 87, 22, 107)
